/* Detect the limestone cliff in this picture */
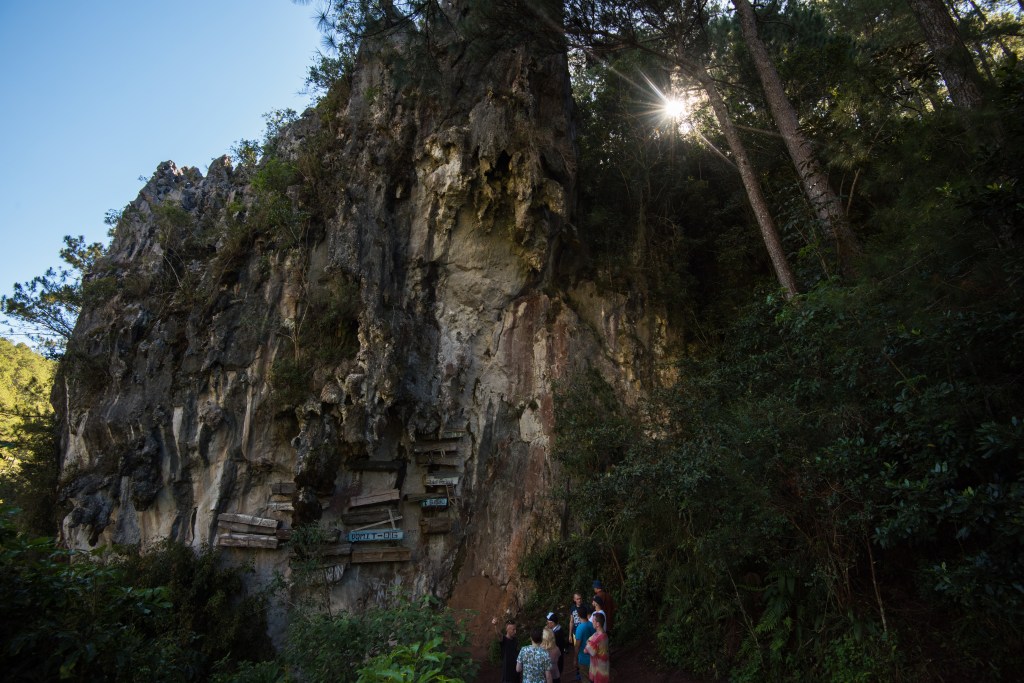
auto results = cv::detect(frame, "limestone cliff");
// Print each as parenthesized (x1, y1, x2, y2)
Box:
(54, 6, 669, 643)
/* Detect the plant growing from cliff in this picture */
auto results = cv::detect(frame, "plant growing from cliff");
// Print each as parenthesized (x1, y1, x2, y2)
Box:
(272, 273, 360, 411)
(288, 522, 340, 614)
(295, 1, 445, 67)
(230, 109, 300, 170)
(243, 158, 316, 251)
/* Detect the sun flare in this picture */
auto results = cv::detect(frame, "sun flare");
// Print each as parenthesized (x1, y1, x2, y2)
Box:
(662, 97, 689, 120)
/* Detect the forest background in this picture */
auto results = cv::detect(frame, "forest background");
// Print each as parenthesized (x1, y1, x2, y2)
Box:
(1, 0, 1023, 681)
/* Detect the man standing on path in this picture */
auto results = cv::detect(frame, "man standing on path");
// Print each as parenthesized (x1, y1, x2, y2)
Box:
(517, 627, 555, 683)
(584, 613, 610, 683)
(493, 617, 521, 683)
(574, 605, 595, 682)
(546, 611, 570, 678)
(592, 580, 616, 634)
(589, 595, 607, 633)
(568, 592, 585, 646)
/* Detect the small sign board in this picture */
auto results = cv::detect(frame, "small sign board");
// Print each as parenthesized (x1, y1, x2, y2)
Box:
(348, 529, 405, 543)
(421, 497, 449, 509)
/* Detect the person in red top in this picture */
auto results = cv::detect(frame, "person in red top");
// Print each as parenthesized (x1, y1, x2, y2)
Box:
(584, 612, 610, 683)
(591, 580, 616, 634)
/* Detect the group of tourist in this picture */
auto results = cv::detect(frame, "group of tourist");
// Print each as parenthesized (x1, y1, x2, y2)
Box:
(496, 580, 615, 683)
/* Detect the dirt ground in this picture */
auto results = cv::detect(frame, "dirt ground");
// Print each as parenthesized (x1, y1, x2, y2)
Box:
(470, 639, 710, 682)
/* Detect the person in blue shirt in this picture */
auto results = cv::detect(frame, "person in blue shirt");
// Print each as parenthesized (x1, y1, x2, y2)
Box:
(574, 605, 596, 682)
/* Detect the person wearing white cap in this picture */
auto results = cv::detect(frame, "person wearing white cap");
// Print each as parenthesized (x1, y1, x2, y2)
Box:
(546, 611, 569, 677)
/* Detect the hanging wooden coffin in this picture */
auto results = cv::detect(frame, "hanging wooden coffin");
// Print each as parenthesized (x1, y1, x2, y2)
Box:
(217, 532, 279, 549)
(271, 482, 296, 496)
(412, 442, 459, 454)
(342, 508, 399, 525)
(349, 489, 402, 508)
(414, 453, 461, 467)
(349, 459, 405, 471)
(420, 518, 454, 534)
(217, 513, 279, 536)
(351, 547, 412, 563)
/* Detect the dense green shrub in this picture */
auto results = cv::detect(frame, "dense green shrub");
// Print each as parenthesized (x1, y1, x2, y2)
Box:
(280, 589, 476, 683)
(0, 506, 187, 682)
(0, 507, 273, 682)
(537, 271, 1023, 679)
(356, 638, 467, 682)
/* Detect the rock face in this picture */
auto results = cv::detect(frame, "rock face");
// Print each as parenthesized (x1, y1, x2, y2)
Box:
(55, 5, 669, 645)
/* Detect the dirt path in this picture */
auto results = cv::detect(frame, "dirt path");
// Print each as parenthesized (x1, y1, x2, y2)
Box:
(471, 640, 710, 682)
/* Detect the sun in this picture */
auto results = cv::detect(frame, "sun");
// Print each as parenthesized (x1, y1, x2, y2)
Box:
(662, 97, 689, 120)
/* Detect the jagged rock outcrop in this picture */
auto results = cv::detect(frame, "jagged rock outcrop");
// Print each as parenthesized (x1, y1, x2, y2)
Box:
(54, 4, 671, 645)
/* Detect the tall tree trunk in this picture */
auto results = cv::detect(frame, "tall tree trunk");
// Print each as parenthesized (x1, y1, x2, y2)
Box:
(905, 0, 985, 110)
(691, 64, 800, 299)
(733, 0, 860, 278)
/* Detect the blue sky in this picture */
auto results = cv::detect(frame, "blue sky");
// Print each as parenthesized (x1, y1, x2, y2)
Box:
(0, 1, 323, 342)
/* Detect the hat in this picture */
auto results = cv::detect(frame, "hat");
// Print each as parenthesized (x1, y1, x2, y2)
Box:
(545, 612, 558, 623)
(593, 579, 603, 589)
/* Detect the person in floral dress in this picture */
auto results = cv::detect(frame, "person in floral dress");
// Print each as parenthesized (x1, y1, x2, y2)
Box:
(584, 612, 610, 683)
(517, 627, 554, 683)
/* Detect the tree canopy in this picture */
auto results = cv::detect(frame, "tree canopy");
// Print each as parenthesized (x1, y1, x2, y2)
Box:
(1, 235, 104, 359)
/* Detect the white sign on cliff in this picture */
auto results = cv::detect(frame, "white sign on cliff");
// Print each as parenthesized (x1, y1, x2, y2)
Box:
(348, 529, 405, 542)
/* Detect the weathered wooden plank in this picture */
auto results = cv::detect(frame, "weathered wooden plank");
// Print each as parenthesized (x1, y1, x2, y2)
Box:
(265, 502, 294, 512)
(341, 508, 399, 525)
(350, 489, 402, 508)
(320, 543, 352, 557)
(218, 513, 279, 529)
(349, 459, 405, 471)
(416, 430, 467, 441)
(403, 493, 432, 503)
(348, 529, 405, 542)
(414, 453, 461, 467)
(351, 515, 403, 532)
(217, 533, 279, 549)
(218, 520, 279, 536)
(271, 482, 296, 496)
(351, 547, 412, 563)
(424, 474, 460, 487)
(421, 497, 449, 509)
(420, 518, 454, 534)
(411, 443, 460, 454)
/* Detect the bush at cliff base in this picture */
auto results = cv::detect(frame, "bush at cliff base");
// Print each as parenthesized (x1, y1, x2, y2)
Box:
(0, 506, 272, 682)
